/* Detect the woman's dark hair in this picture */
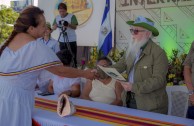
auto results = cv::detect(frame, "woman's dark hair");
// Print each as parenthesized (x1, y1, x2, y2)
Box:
(58, 3, 67, 10)
(57, 49, 72, 66)
(97, 56, 112, 66)
(0, 6, 44, 56)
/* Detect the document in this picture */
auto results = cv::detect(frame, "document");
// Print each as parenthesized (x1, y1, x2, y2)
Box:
(97, 65, 126, 81)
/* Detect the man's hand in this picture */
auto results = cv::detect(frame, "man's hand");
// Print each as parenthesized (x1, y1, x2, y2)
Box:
(117, 81, 132, 91)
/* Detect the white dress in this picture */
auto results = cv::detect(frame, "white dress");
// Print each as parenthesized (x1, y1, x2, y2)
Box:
(52, 75, 81, 95)
(0, 40, 61, 126)
(89, 79, 116, 104)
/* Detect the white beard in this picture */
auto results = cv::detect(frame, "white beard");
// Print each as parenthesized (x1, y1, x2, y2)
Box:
(126, 35, 150, 61)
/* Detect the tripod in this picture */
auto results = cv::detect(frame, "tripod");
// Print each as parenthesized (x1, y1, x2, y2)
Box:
(58, 26, 76, 67)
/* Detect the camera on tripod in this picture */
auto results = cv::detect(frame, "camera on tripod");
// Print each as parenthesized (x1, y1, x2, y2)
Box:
(58, 20, 69, 27)
(57, 20, 75, 67)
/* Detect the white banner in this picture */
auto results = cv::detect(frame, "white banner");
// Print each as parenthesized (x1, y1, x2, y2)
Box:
(117, 0, 194, 10)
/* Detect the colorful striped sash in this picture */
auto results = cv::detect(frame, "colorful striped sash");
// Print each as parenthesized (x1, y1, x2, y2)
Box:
(35, 97, 184, 126)
(0, 61, 61, 76)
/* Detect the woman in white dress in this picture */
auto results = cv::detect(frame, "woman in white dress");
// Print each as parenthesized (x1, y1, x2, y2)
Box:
(0, 6, 94, 126)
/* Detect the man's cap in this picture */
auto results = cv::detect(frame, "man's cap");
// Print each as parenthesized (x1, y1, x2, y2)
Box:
(126, 16, 159, 36)
(46, 22, 51, 30)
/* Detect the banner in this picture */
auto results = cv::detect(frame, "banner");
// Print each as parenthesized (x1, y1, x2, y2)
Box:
(117, 0, 194, 10)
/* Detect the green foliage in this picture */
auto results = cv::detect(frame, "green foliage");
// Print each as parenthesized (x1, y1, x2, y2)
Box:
(87, 46, 98, 68)
(87, 47, 124, 69)
(167, 49, 187, 85)
(108, 48, 124, 63)
(0, 5, 19, 43)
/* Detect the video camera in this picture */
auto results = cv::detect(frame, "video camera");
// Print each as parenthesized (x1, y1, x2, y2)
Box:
(58, 20, 69, 27)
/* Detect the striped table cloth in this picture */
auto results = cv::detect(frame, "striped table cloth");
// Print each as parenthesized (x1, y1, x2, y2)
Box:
(35, 97, 183, 126)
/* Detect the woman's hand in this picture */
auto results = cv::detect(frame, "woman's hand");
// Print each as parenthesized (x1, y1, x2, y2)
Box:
(83, 69, 96, 80)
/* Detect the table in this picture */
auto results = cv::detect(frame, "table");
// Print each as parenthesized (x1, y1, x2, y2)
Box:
(33, 93, 194, 126)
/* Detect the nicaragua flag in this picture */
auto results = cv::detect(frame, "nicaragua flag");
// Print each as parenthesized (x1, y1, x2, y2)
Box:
(98, 0, 112, 56)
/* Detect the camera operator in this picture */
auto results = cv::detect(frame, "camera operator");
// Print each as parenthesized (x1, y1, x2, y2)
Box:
(52, 2, 78, 68)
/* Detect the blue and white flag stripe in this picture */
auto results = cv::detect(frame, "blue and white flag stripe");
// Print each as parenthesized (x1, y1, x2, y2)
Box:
(98, 0, 112, 56)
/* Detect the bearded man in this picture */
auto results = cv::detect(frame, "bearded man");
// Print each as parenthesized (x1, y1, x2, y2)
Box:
(113, 16, 169, 114)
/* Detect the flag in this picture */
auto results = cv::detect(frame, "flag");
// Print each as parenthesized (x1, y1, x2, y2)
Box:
(98, 0, 112, 56)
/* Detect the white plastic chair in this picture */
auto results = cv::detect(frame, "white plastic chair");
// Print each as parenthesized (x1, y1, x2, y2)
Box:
(166, 86, 189, 118)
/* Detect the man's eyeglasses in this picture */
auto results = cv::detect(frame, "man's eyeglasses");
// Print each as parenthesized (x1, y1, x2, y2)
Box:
(130, 29, 147, 35)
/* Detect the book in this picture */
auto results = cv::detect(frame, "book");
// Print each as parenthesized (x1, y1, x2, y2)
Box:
(97, 65, 126, 81)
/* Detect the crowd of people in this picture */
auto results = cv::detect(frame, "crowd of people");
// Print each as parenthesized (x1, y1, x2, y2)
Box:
(0, 2, 194, 126)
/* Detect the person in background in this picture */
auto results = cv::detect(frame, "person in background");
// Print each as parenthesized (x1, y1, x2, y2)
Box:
(36, 22, 60, 92)
(183, 41, 194, 119)
(52, 2, 78, 68)
(48, 49, 81, 97)
(81, 56, 123, 106)
(37, 22, 60, 53)
(0, 6, 94, 126)
(112, 16, 168, 114)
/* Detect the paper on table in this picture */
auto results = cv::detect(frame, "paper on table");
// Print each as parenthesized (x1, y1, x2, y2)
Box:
(97, 65, 126, 81)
